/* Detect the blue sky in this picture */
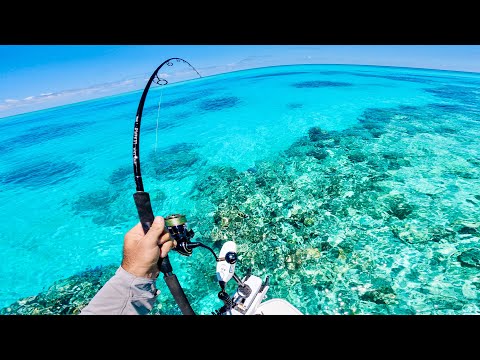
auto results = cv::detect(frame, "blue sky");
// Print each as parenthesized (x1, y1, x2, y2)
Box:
(1, 45, 480, 118)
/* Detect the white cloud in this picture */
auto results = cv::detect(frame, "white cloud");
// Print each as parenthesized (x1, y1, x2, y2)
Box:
(1, 57, 276, 118)
(0, 78, 142, 118)
(0, 59, 269, 118)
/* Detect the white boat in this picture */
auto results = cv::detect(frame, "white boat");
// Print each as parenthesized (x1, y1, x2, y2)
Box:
(215, 241, 303, 315)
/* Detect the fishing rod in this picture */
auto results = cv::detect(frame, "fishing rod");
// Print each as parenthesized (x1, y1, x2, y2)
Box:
(132, 57, 201, 315)
(132, 58, 303, 315)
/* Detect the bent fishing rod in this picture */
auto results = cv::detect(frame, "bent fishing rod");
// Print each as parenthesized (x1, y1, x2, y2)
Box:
(131, 58, 302, 316)
(132, 58, 205, 315)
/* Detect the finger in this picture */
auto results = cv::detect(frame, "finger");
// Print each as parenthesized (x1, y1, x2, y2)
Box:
(159, 239, 176, 258)
(158, 230, 171, 245)
(124, 221, 145, 245)
(126, 221, 144, 237)
(144, 216, 165, 244)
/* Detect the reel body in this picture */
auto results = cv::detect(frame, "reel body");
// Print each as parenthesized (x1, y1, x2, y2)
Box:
(164, 214, 195, 256)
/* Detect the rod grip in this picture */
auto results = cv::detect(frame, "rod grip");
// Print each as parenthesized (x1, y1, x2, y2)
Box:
(133, 191, 154, 234)
(133, 191, 195, 314)
(133, 191, 173, 273)
(164, 274, 195, 315)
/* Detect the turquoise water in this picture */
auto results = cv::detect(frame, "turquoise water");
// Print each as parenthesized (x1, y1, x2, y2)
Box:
(1, 64, 480, 314)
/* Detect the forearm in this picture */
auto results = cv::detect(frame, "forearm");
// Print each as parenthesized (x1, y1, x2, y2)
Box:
(80, 266, 159, 315)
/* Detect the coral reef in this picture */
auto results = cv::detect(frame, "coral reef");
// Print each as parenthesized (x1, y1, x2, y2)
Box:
(287, 103, 303, 109)
(145, 143, 205, 180)
(4, 86, 480, 315)
(2, 160, 81, 188)
(425, 85, 480, 109)
(0, 121, 94, 154)
(70, 142, 203, 227)
(183, 101, 480, 315)
(0, 265, 118, 315)
(0, 264, 186, 315)
(198, 96, 241, 112)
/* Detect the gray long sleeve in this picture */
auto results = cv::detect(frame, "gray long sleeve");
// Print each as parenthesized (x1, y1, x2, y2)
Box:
(80, 266, 159, 315)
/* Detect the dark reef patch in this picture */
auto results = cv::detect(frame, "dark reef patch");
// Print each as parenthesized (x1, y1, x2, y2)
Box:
(357, 107, 392, 130)
(385, 194, 414, 220)
(142, 88, 217, 118)
(70, 144, 198, 227)
(426, 103, 466, 113)
(283, 138, 311, 158)
(348, 151, 367, 163)
(287, 103, 303, 109)
(425, 85, 480, 108)
(198, 96, 241, 112)
(70, 187, 134, 226)
(457, 249, 480, 269)
(72, 189, 116, 213)
(308, 126, 331, 142)
(161, 88, 217, 109)
(307, 148, 328, 161)
(145, 142, 206, 181)
(191, 165, 239, 204)
(458, 226, 478, 235)
(435, 125, 457, 135)
(71, 182, 161, 226)
(142, 117, 183, 133)
(1, 121, 94, 154)
(107, 164, 132, 186)
(2, 160, 81, 188)
(360, 286, 396, 305)
(160, 96, 198, 109)
(170, 111, 194, 121)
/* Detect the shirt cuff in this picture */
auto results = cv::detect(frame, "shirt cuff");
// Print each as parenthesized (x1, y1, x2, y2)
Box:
(117, 266, 160, 297)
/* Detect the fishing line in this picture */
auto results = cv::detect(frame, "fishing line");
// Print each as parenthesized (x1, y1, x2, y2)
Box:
(132, 57, 202, 315)
(133, 57, 201, 193)
(154, 87, 164, 153)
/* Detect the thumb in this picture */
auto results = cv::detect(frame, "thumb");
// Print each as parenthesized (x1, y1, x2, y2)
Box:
(144, 216, 165, 243)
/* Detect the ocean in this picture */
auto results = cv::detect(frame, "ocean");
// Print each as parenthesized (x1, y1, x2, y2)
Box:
(1, 64, 479, 314)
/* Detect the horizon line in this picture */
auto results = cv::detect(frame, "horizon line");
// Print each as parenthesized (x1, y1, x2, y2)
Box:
(1, 62, 479, 120)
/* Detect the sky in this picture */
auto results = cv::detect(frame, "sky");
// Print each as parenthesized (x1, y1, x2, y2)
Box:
(1, 45, 480, 118)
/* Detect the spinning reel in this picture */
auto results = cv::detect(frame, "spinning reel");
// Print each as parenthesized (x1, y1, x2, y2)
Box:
(164, 213, 271, 315)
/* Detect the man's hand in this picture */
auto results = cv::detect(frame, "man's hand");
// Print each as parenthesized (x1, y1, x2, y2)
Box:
(121, 216, 176, 279)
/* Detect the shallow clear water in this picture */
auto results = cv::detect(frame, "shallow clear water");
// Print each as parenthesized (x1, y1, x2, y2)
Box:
(1, 64, 480, 314)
